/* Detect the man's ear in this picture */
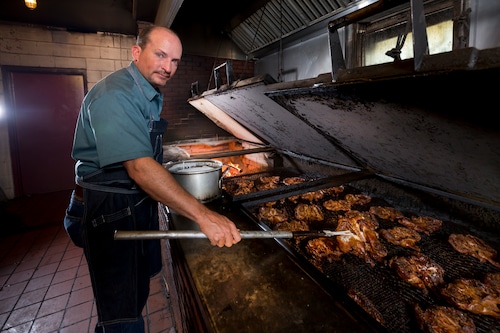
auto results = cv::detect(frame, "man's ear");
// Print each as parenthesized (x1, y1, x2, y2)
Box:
(131, 45, 141, 61)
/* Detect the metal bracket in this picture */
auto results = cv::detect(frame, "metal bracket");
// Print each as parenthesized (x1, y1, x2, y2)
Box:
(386, 17, 412, 62)
(328, 26, 347, 82)
(410, 0, 430, 71)
(190, 81, 199, 97)
(214, 60, 235, 90)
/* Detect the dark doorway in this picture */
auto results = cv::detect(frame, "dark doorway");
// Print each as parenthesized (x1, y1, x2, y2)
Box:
(3, 67, 86, 197)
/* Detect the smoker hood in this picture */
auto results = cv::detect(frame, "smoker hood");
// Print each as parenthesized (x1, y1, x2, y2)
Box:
(189, 46, 500, 209)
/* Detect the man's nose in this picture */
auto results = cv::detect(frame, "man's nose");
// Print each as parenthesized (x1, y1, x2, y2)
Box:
(161, 60, 172, 73)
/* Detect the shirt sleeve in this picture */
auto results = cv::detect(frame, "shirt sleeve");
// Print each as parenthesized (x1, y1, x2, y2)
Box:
(88, 89, 153, 168)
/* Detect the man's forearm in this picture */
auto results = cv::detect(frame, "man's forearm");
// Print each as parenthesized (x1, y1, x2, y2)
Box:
(123, 156, 209, 222)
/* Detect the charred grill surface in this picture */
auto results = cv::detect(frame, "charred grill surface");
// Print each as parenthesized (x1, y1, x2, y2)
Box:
(239, 181, 500, 333)
(222, 168, 374, 202)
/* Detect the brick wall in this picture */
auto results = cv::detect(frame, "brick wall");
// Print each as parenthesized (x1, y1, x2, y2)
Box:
(161, 54, 254, 143)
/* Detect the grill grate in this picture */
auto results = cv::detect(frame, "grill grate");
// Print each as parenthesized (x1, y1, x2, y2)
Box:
(242, 181, 500, 333)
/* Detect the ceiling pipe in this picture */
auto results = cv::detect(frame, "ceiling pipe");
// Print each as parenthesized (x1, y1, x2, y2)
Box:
(155, 0, 185, 28)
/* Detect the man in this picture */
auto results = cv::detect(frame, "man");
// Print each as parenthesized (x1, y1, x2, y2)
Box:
(66, 26, 241, 332)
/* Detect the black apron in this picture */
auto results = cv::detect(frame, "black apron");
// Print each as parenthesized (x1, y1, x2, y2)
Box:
(77, 117, 168, 326)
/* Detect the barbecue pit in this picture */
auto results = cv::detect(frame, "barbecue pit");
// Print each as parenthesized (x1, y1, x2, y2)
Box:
(160, 46, 500, 333)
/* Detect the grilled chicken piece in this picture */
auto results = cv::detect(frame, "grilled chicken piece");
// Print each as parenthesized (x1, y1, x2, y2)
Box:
(448, 234, 500, 267)
(282, 176, 306, 185)
(414, 304, 476, 333)
(344, 210, 379, 229)
(380, 226, 421, 251)
(398, 216, 442, 235)
(484, 272, 500, 293)
(348, 289, 385, 325)
(258, 205, 288, 224)
(389, 254, 445, 293)
(299, 189, 326, 202)
(256, 176, 280, 190)
(294, 203, 324, 221)
(259, 175, 280, 184)
(345, 193, 372, 206)
(275, 219, 310, 245)
(323, 199, 351, 212)
(336, 210, 387, 266)
(288, 190, 327, 203)
(305, 237, 343, 264)
(369, 206, 404, 221)
(274, 219, 309, 232)
(440, 278, 500, 318)
(323, 185, 345, 196)
(232, 180, 255, 196)
(286, 194, 301, 203)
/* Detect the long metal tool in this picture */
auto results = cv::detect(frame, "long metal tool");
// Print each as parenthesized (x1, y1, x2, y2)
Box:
(114, 229, 352, 240)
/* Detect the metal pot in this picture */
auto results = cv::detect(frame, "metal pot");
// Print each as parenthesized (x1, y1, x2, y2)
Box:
(165, 159, 226, 203)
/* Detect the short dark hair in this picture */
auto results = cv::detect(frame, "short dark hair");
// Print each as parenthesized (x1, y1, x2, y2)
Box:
(136, 26, 179, 48)
(136, 26, 155, 48)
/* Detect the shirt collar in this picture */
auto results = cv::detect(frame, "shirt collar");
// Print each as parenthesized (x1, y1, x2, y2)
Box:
(129, 61, 161, 102)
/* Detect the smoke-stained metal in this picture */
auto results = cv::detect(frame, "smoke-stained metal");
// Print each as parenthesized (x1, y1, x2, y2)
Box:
(410, 0, 430, 70)
(189, 46, 500, 208)
(329, 28, 347, 81)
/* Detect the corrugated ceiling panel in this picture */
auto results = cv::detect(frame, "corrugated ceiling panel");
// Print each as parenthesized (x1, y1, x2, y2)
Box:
(230, 0, 356, 55)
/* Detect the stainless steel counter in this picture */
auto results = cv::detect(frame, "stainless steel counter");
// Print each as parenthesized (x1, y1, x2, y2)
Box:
(161, 201, 381, 333)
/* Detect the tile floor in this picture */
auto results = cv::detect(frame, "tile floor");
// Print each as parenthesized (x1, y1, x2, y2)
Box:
(0, 190, 176, 333)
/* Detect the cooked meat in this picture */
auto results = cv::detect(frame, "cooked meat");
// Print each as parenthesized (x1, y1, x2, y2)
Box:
(282, 176, 306, 185)
(259, 175, 280, 184)
(484, 272, 500, 293)
(287, 188, 327, 204)
(380, 226, 421, 251)
(275, 219, 310, 245)
(344, 193, 372, 206)
(274, 219, 309, 232)
(348, 289, 385, 325)
(256, 176, 281, 191)
(414, 304, 476, 333)
(286, 194, 301, 203)
(233, 180, 255, 196)
(305, 237, 343, 264)
(369, 206, 404, 221)
(294, 203, 324, 221)
(440, 278, 500, 318)
(448, 234, 500, 268)
(258, 205, 288, 224)
(323, 199, 351, 212)
(344, 210, 379, 229)
(398, 216, 442, 235)
(389, 254, 445, 292)
(300, 189, 326, 202)
(323, 185, 345, 196)
(336, 210, 387, 266)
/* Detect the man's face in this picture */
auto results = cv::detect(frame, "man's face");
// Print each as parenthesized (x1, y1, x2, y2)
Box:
(132, 28, 183, 87)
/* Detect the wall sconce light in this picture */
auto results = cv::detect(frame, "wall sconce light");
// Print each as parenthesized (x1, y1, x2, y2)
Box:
(25, 0, 37, 10)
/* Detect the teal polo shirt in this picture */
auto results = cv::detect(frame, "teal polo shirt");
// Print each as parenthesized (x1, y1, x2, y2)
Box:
(72, 62, 164, 177)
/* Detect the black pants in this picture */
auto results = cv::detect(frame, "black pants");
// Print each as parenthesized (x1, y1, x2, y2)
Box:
(82, 188, 162, 331)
